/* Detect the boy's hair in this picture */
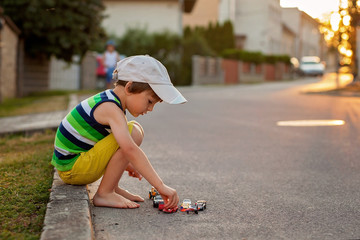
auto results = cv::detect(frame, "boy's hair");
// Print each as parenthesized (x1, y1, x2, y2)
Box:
(115, 80, 161, 100)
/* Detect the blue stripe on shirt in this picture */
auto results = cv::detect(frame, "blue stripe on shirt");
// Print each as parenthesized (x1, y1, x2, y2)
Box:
(75, 104, 110, 137)
(59, 123, 93, 150)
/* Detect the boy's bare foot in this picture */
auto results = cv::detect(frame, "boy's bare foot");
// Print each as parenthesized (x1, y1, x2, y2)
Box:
(93, 192, 140, 208)
(115, 186, 144, 202)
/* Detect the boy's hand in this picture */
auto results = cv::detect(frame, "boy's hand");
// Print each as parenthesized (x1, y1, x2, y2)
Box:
(126, 163, 142, 180)
(157, 184, 179, 209)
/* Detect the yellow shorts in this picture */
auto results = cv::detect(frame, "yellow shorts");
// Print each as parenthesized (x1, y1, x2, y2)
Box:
(58, 120, 138, 185)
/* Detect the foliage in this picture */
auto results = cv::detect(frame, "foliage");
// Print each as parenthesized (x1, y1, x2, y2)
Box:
(185, 20, 235, 55)
(2, 0, 106, 62)
(95, 21, 233, 85)
(116, 28, 182, 83)
(276, 55, 291, 64)
(180, 33, 216, 85)
(221, 49, 265, 64)
(221, 49, 290, 65)
(0, 131, 55, 239)
(264, 55, 278, 64)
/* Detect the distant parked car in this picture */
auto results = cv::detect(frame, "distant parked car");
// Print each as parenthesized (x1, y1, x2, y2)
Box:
(299, 56, 325, 76)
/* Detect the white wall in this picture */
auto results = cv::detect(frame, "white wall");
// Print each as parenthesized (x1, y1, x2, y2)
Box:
(219, 0, 283, 54)
(301, 15, 321, 57)
(49, 56, 80, 90)
(103, 1, 181, 36)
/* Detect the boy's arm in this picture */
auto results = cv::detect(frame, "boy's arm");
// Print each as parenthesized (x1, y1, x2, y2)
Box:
(94, 102, 179, 208)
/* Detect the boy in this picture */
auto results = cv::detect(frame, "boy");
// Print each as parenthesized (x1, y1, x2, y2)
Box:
(52, 55, 187, 209)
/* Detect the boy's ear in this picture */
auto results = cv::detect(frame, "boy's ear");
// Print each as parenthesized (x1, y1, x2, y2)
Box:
(124, 81, 133, 95)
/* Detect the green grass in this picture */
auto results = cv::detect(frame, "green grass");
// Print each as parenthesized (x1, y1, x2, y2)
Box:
(0, 131, 55, 240)
(0, 89, 98, 117)
(0, 91, 69, 117)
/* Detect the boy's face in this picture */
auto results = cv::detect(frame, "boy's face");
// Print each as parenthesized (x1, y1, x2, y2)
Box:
(107, 45, 115, 52)
(126, 89, 161, 117)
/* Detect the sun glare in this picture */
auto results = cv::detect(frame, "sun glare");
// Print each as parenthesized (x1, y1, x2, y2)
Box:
(277, 120, 345, 127)
(280, 0, 339, 19)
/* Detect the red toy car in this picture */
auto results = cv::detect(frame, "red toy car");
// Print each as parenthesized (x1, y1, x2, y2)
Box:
(158, 203, 178, 213)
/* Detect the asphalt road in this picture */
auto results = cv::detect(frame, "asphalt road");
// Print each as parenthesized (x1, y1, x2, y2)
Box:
(89, 77, 360, 240)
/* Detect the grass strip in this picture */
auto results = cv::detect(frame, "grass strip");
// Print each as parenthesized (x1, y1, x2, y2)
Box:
(0, 131, 55, 240)
(0, 89, 98, 117)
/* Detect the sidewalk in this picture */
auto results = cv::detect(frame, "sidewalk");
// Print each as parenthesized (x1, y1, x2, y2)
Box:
(300, 72, 360, 97)
(0, 94, 78, 136)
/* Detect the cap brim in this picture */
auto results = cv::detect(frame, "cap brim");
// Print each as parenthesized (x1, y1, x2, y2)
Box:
(149, 84, 187, 104)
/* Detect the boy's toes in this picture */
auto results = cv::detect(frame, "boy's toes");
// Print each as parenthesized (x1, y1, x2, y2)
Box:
(133, 195, 144, 202)
(127, 200, 140, 208)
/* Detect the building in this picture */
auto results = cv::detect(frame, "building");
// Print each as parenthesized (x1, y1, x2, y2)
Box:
(183, 0, 326, 61)
(281, 23, 296, 57)
(102, 0, 196, 37)
(183, 0, 219, 28)
(219, 0, 283, 54)
(281, 7, 324, 60)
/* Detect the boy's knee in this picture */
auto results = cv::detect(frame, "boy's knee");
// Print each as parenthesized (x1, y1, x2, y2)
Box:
(131, 122, 144, 146)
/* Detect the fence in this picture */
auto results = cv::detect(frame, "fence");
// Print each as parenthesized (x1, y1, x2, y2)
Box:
(192, 55, 293, 85)
(49, 52, 97, 90)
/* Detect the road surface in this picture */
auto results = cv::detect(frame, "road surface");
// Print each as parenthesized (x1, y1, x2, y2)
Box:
(89, 77, 360, 240)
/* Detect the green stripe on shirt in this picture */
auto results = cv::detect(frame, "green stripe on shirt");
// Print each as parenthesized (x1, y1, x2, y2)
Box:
(67, 112, 102, 142)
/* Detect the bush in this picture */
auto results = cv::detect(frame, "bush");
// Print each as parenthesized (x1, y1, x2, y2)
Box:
(114, 28, 182, 83)
(185, 20, 235, 56)
(180, 33, 216, 85)
(222, 49, 290, 65)
(221, 49, 265, 64)
(264, 55, 278, 64)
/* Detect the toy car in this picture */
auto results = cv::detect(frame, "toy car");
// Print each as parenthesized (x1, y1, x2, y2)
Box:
(158, 203, 178, 213)
(184, 205, 198, 214)
(195, 200, 207, 211)
(148, 186, 159, 199)
(180, 199, 191, 211)
(153, 195, 164, 208)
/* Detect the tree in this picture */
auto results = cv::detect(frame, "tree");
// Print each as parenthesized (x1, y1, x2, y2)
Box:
(2, 0, 106, 62)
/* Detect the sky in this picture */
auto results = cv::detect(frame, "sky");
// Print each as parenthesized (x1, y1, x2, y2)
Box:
(280, 0, 340, 19)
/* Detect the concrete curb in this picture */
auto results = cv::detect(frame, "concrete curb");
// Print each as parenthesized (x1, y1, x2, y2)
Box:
(40, 172, 93, 240)
(40, 94, 94, 240)
(302, 89, 360, 97)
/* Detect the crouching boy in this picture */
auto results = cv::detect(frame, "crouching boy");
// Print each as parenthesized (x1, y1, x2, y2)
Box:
(51, 55, 187, 209)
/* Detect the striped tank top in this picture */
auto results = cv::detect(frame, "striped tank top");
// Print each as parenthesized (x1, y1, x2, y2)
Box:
(51, 89, 125, 171)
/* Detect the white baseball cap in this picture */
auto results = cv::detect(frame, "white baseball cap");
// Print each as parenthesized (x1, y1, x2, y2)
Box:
(112, 55, 187, 104)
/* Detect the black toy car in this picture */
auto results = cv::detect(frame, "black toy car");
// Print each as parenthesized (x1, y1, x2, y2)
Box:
(153, 195, 164, 208)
